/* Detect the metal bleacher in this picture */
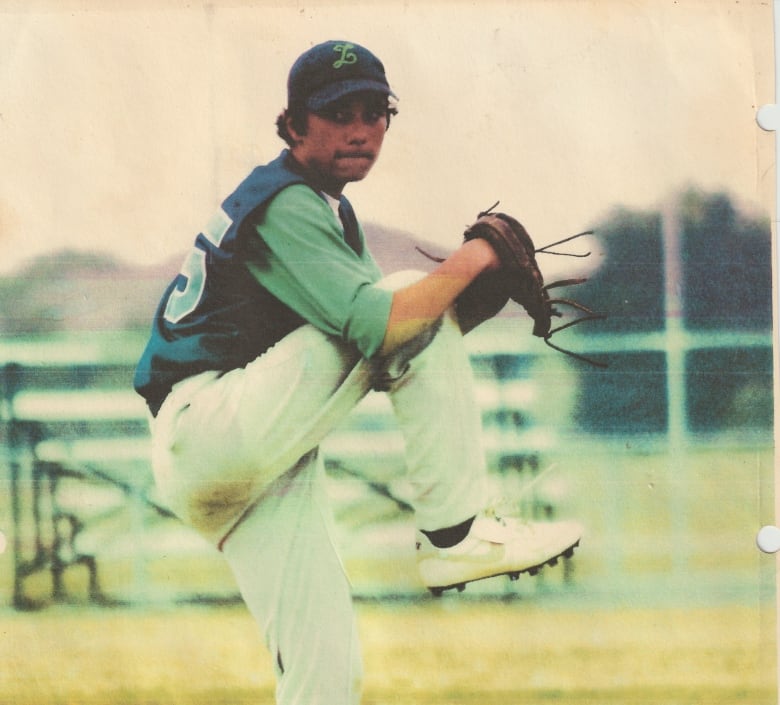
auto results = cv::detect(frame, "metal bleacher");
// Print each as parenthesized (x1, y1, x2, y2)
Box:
(0, 331, 565, 609)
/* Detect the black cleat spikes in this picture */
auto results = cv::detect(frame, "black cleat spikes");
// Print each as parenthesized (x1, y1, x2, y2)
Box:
(426, 540, 580, 597)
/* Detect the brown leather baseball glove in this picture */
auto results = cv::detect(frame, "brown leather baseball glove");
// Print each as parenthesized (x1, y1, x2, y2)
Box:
(462, 210, 553, 337)
(422, 203, 606, 366)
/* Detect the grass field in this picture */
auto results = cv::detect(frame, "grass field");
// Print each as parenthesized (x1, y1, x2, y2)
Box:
(0, 599, 774, 705)
(0, 441, 775, 704)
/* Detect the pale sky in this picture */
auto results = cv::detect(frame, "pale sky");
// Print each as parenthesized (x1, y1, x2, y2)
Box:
(0, 0, 774, 276)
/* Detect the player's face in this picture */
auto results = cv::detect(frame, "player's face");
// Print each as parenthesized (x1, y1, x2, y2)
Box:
(289, 93, 388, 197)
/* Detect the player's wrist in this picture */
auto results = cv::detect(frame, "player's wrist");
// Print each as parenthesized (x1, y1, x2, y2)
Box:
(461, 238, 501, 273)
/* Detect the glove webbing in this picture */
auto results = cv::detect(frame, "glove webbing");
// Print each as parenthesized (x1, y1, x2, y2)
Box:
(477, 202, 608, 367)
(542, 279, 607, 368)
(416, 215, 608, 367)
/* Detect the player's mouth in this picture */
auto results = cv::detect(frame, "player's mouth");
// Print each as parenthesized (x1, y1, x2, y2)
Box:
(336, 151, 374, 161)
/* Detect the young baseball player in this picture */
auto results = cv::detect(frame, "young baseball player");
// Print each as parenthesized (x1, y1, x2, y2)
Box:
(134, 40, 582, 705)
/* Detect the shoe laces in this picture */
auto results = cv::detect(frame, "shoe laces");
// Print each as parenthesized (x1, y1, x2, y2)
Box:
(483, 496, 524, 519)
(478, 509, 508, 533)
(483, 462, 561, 523)
(481, 503, 531, 530)
(485, 492, 562, 530)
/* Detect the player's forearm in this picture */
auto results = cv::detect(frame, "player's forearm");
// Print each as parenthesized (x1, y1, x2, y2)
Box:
(379, 239, 498, 355)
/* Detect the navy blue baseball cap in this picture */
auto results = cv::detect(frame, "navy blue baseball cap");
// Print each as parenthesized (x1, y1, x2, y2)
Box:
(287, 40, 396, 111)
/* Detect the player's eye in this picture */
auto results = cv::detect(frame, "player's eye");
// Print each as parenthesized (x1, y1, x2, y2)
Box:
(317, 104, 388, 126)
(333, 110, 354, 124)
(363, 109, 385, 124)
(319, 108, 354, 124)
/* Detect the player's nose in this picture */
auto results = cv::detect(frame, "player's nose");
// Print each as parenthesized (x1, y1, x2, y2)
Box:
(346, 121, 369, 144)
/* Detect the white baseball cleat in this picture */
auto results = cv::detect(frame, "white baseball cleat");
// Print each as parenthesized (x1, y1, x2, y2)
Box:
(416, 509, 583, 596)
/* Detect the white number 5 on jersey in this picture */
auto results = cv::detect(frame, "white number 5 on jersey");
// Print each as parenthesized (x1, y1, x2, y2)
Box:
(164, 247, 207, 323)
(163, 208, 232, 324)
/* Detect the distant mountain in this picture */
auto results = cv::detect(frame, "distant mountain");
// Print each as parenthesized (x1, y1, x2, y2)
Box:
(0, 224, 452, 334)
(364, 223, 450, 274)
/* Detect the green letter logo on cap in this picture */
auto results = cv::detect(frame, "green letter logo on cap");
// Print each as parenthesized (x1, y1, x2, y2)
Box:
(332, 43, 357, 69)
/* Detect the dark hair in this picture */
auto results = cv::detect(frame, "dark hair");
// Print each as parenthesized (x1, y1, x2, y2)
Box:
(275, 97, 398, 147)
(275, 102, 309, 147)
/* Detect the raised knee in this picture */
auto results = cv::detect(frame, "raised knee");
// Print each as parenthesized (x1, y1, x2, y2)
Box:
(376, 269, 427, 292)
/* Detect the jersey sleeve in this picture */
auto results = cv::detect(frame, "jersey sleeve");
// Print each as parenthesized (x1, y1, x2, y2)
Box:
(244, 184, 393, 358)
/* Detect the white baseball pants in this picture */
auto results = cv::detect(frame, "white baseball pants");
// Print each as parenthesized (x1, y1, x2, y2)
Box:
(149, 271, 490, 705)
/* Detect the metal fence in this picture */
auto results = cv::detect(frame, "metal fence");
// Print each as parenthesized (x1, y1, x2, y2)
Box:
(0, 314, 772, 610)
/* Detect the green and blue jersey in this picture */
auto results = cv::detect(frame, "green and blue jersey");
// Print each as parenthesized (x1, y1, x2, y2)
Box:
(134, 150, 392, 415)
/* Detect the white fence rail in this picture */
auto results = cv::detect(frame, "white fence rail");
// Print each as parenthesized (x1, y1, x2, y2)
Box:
(0, 314, 773, 609)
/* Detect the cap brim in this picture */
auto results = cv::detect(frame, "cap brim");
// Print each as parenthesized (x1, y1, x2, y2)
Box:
(306, 79, 397, 110)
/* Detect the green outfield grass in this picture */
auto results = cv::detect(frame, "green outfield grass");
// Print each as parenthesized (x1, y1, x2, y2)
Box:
(0, 438, 774, 703)
(0, 600, 773, 705)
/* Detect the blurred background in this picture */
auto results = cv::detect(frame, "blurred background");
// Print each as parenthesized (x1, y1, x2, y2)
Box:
(0, 2, 775, 703)
(0, 184, 772, 605)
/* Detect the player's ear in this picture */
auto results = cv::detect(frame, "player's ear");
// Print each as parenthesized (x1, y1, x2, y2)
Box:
(285, 108, 308, 145)
(276, 108, 307, 147)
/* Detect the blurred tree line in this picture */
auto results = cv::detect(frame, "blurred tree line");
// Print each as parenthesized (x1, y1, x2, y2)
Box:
(577, 187, 772, 332)
(572, 187, 773, 437)
(0, 251, 169, 334)
(0, 188, 771, 439)
(0, 224, 456, 335)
